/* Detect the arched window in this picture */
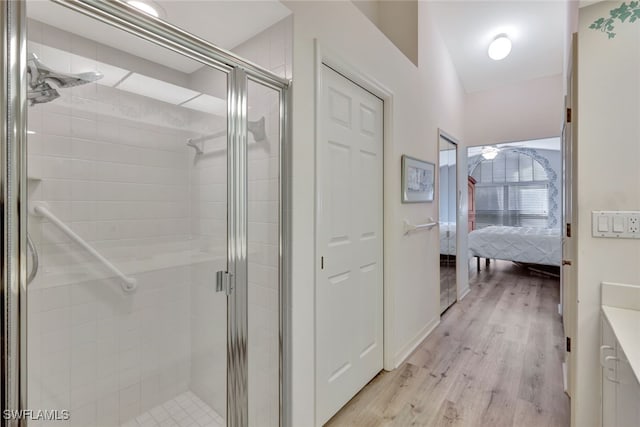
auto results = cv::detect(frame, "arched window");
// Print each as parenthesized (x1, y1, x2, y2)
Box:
(470, 150, 550, 228)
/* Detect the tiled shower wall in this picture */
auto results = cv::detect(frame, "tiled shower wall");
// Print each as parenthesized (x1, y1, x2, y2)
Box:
(26, 19, 225, 426)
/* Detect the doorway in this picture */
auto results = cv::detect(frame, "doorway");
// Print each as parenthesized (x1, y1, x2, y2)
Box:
(0, 2, 289, 426)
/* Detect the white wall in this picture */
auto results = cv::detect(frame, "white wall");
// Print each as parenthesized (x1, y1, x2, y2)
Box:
(352, 1, 419, 65)
(465, 74, 564, 147)
(575, 3, 640, 426)
(378, 0, 418, 66)
(283, 1, 465, 424)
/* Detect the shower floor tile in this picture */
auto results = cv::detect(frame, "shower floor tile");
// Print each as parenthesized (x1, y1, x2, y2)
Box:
(121, 391, 224, 427)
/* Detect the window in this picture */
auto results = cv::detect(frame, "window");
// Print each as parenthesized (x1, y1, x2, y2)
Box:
(471, 151, 550, 228)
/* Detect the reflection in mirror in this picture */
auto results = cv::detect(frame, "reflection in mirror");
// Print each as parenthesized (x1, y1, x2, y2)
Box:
(439, 134, 457, 313)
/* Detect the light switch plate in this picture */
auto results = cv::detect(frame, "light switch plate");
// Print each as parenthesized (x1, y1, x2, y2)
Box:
(592, 211, 640, 239)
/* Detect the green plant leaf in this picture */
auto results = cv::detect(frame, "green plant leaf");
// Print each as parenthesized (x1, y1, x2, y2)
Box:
(590, 1, 640, 38)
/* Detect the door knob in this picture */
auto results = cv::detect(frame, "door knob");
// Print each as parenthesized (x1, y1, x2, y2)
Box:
(562, 260, 572, 266)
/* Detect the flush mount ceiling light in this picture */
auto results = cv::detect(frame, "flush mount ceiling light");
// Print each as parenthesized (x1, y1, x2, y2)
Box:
(126, 0, 164, 18)
(481, 146, 500, 160)
(488, 34, 512, 61)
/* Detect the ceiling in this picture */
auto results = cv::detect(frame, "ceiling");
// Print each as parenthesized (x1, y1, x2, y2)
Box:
(27, 0, 291, 74)
(430, 1, 566, 93)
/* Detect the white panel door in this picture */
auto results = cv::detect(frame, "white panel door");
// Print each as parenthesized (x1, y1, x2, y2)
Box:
(316, 65, 384, 426)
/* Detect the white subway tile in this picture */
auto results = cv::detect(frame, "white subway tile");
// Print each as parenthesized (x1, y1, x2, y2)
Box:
(71, 116, 97, 140)
(40, 307, 71, 334)
(42, 112, 71, 137)
(40, 285, 71, 312)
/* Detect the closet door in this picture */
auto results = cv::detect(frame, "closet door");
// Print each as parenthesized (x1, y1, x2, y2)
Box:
(316, 64, 384, 426)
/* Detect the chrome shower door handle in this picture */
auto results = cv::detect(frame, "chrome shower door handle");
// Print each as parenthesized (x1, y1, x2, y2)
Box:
(216, 271, 233, 295)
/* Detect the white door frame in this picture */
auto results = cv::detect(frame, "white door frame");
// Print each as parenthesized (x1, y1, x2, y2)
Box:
(313, 40, 396, 390)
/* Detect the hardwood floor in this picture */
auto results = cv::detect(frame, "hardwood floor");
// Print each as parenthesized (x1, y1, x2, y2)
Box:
(325, 260, 569, 427)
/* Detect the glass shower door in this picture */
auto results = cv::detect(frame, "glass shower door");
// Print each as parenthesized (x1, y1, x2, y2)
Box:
(25, 3, 229, 425)
(246, 79, 282, 427)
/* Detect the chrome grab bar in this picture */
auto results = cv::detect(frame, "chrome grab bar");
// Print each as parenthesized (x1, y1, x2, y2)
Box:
(30, 202, 137, 292)
(403, 218, 438, 235)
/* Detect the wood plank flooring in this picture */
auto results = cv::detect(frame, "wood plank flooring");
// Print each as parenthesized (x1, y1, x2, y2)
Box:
(325, 260, 569, 427)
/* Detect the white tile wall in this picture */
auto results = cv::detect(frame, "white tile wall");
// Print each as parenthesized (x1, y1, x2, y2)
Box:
(26, 19, 227, 427)
(25, 13, 290, 427)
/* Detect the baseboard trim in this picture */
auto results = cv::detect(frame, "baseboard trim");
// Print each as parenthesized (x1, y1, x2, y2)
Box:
(393, 317, 440, 368)
(458, 286, 471, 301)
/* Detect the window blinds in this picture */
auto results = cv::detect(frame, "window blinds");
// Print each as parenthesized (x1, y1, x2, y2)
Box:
(471, 151, 550, 227)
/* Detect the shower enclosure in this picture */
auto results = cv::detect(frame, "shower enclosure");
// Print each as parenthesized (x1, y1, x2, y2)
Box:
(1, 1, 290, 426)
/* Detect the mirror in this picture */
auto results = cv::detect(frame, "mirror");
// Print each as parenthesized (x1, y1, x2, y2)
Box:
(439, 134, 457, 313)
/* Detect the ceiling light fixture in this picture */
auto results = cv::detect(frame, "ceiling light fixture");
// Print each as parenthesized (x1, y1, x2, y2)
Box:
(126, 0, 162, 18)
(481, 146, 499, 160)
(488, 34, 512, 61)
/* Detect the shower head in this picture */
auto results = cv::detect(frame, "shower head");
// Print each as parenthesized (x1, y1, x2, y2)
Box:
(27, 53, 103, 94)
(248, 116, 266, 142)
(28, 82, 60, 106)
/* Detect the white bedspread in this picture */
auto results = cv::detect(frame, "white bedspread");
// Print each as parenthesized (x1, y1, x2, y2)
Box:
(468, 226, 561, 266)
(439, 222, 456, 256)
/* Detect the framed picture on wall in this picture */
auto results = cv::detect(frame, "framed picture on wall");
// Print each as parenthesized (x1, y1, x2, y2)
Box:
(401, 155, 435, 203)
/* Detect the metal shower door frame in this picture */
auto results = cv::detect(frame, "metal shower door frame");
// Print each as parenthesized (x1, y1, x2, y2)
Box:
(1, 1, 28, 425)
(0, 1, 291, 426)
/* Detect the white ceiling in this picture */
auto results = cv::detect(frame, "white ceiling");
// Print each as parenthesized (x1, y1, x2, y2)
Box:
(27, 0, 291, 74)
(430, 1, 566, 93)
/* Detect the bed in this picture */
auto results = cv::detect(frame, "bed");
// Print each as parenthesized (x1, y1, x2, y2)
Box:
(439, 222, 457, 256)
(468, 226, 562, 267)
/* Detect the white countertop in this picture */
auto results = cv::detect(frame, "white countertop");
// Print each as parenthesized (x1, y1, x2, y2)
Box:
(602, 305, 640, 384)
